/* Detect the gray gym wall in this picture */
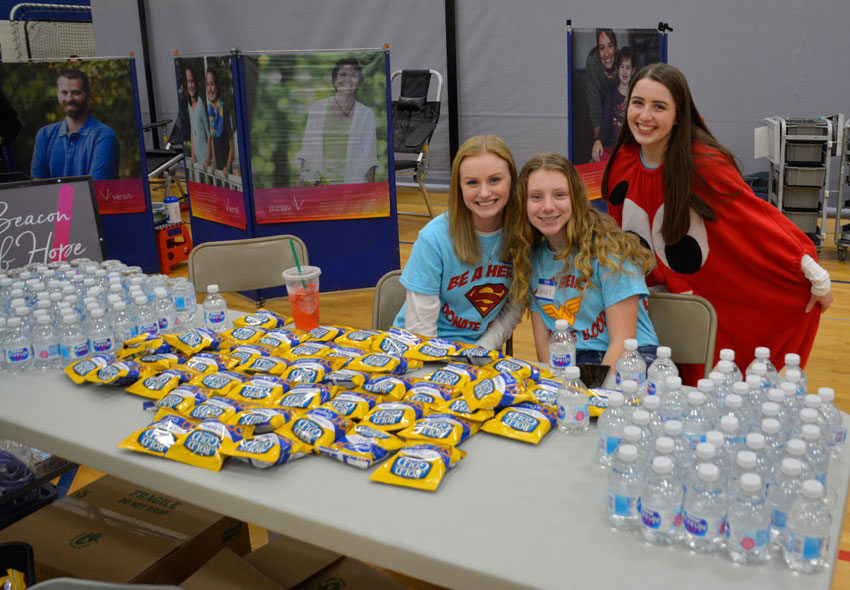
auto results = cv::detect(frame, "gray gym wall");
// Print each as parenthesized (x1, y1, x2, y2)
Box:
(92, 0, 850, 187)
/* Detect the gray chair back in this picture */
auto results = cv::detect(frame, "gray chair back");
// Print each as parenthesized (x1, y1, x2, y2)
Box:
(647, 292, 718, 378)
(372, 269, 404, 330)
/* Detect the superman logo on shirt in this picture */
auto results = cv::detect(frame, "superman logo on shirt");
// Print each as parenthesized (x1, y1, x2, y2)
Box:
(465, 284, 508, 318)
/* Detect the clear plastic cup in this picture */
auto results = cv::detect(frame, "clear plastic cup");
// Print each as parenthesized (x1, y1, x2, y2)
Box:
(282, 266, 321, 330)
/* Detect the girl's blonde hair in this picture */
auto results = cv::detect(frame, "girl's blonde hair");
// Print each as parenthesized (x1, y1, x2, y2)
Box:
(505, 152, 654, 307)
(448, 135, 518, 265)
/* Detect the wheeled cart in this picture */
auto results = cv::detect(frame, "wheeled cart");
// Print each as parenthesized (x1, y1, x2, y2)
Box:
(835, 119, 850, 261)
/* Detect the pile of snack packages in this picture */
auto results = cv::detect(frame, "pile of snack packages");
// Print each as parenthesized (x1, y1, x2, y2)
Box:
(64, 310, 598, 492)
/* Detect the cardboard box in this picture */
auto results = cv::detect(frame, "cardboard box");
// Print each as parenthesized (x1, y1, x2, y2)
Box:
(181, 548, 284, 590)
(0, 475, 250, 585)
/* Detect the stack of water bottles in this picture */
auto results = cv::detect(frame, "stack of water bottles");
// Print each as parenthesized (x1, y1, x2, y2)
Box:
(600, 342, 844, 573)
(0, 258, 228, 373)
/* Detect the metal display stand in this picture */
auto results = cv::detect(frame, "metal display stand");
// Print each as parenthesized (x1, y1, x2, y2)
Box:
(835, 119, 850, 260)
(765, 117, 832, 250)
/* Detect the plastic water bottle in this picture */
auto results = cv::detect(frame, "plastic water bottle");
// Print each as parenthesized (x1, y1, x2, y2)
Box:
(731, 381, 757, 427)
(646, 346, 677, 397)
(112, 301, 136, 345)
(0, 317, 7, 372)
(746, 369, 769, 410)
(721, 394, 750, 434)
(709, 370, 731, 403)
(783, 439, 815, 482)
(662, 420, 689, 474)
(4, 317, 32, 373)
(88, 309, 115, 355)
(802, 394, 828, 434)
(726, 473, 771, 564)
(620, 380, 639, 416)
(685, 442, 717, 494)
(658, 375, 685, 423)
(556, 366, 589, 434)
(597, 391, 628, 468)
(153, 287, 178, 334)
(800, 424, 829, 488)
(716, 360, 739, 395)
(682, 463, 727, 552)
(627, 413, 652, 465)
(651, 436, 677, 475)
(781, 353, 808, 391)
(790, 408, 821, 441)
(59, 314, 90, 362)
(680, 391, 710, 451)
(640, 394, 663, 437)
(31, 314, 60, 370)
(721, 415, 745, 459)
(171, 277, 197, 329)
(783, 370, 806, 401)
(607, 444, 643, 530)
(202, 284, 228, 333)
(639, 455, 683, 545)
(615, 339, 646, 397)
(783, 479, 831, 573)
(134, 295, 159, 336)
(713, 349, 743, 382)
(697, 378, 721, 426)
(765, 390, 792, 438)
(548, 319, 575, 377)
(758, 418, 785, 468)
(743, 432, 774, 488)
(728, 450, 757, 497)
(817, 387, 846, 457)
(705, 430, 731, 477)
(747, 346, 779, 386)
(768, 457, 803, 547)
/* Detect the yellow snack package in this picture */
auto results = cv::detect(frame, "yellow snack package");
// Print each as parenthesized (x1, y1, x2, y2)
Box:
(282, 357, 347, 384)
(227, 344, 272, 368)
(116, 333, 171, 358)
(274, 384, 339, 412)
(64, 353, 117, 384)
(144, 384, 208, 414)
(135, 352, 188, 371)
(90, 360, 153, 386)
(222, 325, 267, 346)
(165, 419, 250, 471)
(235, 355, 290, 376)
(185, 351, 239, 373)
(481, 402, 557, 444)
(117, 413, 196, 457)
(333, 328, 383, 350)
(350, 424, 405, 452)
(0, 568, 26, 590)
(233, 309, 289, 330)
(316, 431, 395, 468)
(221, 432, 305, 468)
(346, 352, 422, 375)
(277, 407, 352, 452)
(125, 369, 184, 399)
(183, 395, 247, 423)
(279, 341, 332, 362)
(525, 378, 561, 408)
(228, 406, 294, 433)
(324, 368, 371, 389)
(359, 401, 429, 432)
(305, 324, 351, 343)
(398, 414, 477, 446)
(484, 358, 542, 382)
(256, 328, 310, 351)
(405, 338, 461, 363)
(403, 381, 457, 407)
(449, 343, 504, 364)
(439, 397, 496, 423)
(320, 391, 379, 421)
(462, 372, 527, 411)
(422, 363, 482, 391)
(227, 376, 291, 406)
(189, 370, 248, 396)
(584, 387, 620, 418)
(370, 328, 421, 356)
(163, 327, 226, 356)
(324, 344, 367, 363)
(370, 442, 466, 492)
(359, 375, 412, 401)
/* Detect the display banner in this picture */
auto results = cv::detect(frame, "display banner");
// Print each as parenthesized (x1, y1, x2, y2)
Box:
(0, 59, 147, 214)
(175, 55, 247, 229)
(243, 50, 391, 223)
(567, 28, 665, 203)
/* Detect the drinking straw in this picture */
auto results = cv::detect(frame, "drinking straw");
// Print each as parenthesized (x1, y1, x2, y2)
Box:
(289, 239, 306, 288)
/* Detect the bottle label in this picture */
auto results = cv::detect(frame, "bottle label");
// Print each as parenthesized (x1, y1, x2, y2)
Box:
(206, 310, 226, 325)
(647, 381, 660, 396)
(61, 341, 90, 360)
(607, 491, 638, 517)
(771, 509, 786, 530)
(785, 531, 827, 560)
(728, 524, 770, 551)
(829, 428, 847, 447)
(558, 401, 588, 424)
(6, 346, 31, 364)
(683, 432, 706, 451)
(550, 352, 573, 369)
(139, 322, 159, 335)
(35, 343, 59, 360)
(598, 434, 621, 456)
(616, 371, 646, 387)
(91, 337, 113, 353)
(640, 504, 682, 531)
(683, 511, 724, 538)
(174, 296, 187, 311)
(158, 317, 170, 331)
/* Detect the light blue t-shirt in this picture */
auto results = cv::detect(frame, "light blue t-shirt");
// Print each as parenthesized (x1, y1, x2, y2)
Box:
(530, 243, 657, 351)
(394, 213, 512, 344)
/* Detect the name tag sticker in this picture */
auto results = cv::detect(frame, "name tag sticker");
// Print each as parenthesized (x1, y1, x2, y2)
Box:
(536, 279, 556, 302)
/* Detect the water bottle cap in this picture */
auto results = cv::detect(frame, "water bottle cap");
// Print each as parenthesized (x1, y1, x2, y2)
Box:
(695, 442, 715, 459)
(697, 379, 714, 393)
(114, 301, 126, 311)
(784, 353, 801, 367)
(10, 297, 26, 308)
(736, 450, 757, 468)
(760, 418, 780, 434)
(786, 438, 806, 456)
(623, 425, 641, 442)
(740, 473, 762, 493)
(801, 424, 821, 441)
(803, 394, 822, 409)
(617, 444, 638, 462)
(745, 374, 763, 388)
(767, 388, 785, 403)
(135, 295, 148, 305)
(745, 432, 765, 450)
(107, 294, 121, 304)
(37, 299, 51, 308)
(750, 362, 767, 376)
(623, 338, 638, 351)
(606, 391, 624, 407)
(91, 308, 104, 318)
(724, 394, 742, 409)
(800, 408, 819, 424)
(755, 346, 770, 359)
(631, 409, 649, 426)
(719, 348, 735, 361)
(818, 387, 835, 403)
(95, 269, 106, 277)
(0, 317, 5, 327)
(655, 436, 674, 453)
(687, 391, 705, 406)
(781, 458, 802, 477)
(731, 382, 749, 396)
(785, 370, 802, 384)
(64, 294, 78, 304)
(33, 310, 48, 318)
(14, 307, 28, 317)
(83, 277, 95, 286)
(706, 430, 724, 448)
(641, 395, 659, 410)
(36, 315, 50, 324)
(801, 479, 824, 499)
(63, 314, 77, 324)
(708, 371, 724, 386)
(717, 359, 734, 373)
(665, 375, 681, 389)
(7, 317, 22, 327)
(652, 456, 673, 474)
(655, 346, 671, 358)
(697, 463, 720, 482)
(663, 420, 682, 436)
(207, 284, 220, 294)
(720, 415, 739, 432)
(155, 288, 168, 298)
(780, 382, 798, 398)
(62, 285, 75, 295)
(19, 271, 32, 280)
(620, 380, 638, 394)
(563, 366, 581, 380)
(554, 319, 569, 331)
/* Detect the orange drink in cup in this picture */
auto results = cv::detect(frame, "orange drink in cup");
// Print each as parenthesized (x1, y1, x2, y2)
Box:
(282, 266, 321, 330)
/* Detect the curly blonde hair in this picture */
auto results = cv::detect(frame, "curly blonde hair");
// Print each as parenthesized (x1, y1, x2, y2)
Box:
(504, 152, 654, 308)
